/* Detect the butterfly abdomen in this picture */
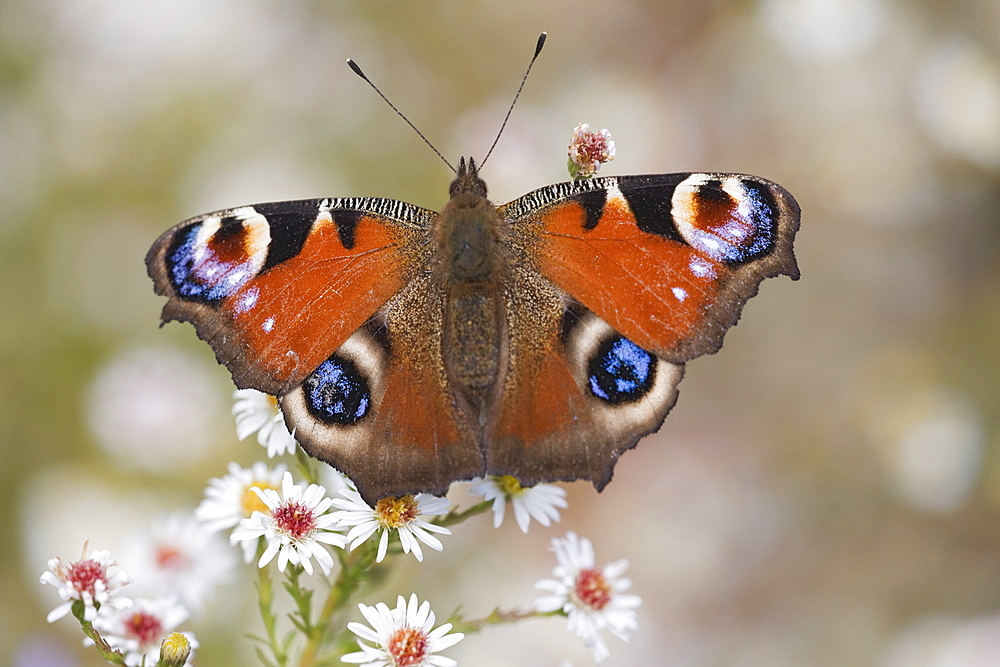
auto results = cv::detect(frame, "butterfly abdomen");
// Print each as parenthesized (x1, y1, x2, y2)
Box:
(436, 163, 507, 411)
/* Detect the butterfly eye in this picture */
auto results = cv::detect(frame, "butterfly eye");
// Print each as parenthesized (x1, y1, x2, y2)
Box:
(587, 336, 656, 404)
(302, 356, 372, 425)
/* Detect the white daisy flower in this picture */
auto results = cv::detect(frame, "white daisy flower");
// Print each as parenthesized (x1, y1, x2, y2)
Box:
(468, 475, 567, 532)
(230, 471, 345, 575)
(120, 512, 236, 613)
(342, 593, 464, 667)
(40, 542, 131, 623)
(534, 532, 641, 663)
(233, 388, 297, 458)
(194, 461, 288, 562)
(332, 489, 451, 563)
(92, 597, 197, 667)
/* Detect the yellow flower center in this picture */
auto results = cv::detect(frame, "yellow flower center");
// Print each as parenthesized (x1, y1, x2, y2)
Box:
(375, 495, 418, 528)
(241, 480, 278, 516)
(495, 475, 524, 497)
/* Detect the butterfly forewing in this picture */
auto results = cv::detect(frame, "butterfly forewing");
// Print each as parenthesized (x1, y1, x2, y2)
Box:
(499, 172, 800, 363)
(146, 197, 435, 392)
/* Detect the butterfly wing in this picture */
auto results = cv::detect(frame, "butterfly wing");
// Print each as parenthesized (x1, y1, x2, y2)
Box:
(487, 172, 799, 488)
(504, 172, 800, 361)
(147, 197, 484, 500)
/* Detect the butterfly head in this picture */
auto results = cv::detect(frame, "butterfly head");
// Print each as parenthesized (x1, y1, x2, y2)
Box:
(449, 157, 488, 200)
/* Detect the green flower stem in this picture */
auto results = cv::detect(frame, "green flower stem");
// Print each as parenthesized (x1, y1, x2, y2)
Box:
(255, 548, 287, 667)
(297, 545, 376, 667)
(448, 607, 557, 635)
(72, 601, 127, 665)
(438, 500, 492, 527)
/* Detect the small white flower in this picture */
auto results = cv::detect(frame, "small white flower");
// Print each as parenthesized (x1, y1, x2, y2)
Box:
(534, 532, 641, 663)
(194, 461, 288, 562)
(92, 597, 197, 667)
(567, 123, 616, 179)
(332, 489, 451, 563)
(468, 475, 567, 533)
(230, 472, 345, 575)
(40, 542, 131, 623)
(121, 512, 236, 613)
(342, 593, 464, 667)
(233, 389, 297, 458)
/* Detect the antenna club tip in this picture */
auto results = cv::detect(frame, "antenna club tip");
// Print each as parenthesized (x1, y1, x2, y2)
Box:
(535, 33, 547, 54)
(347, 59, 366, 79)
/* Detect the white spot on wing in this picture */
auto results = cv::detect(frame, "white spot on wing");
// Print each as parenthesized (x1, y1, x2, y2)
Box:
(672, 287, 688, 301)
(262, 317, 275, 332)
(689, 257, 716, 279)
(235, 287, 260, 314)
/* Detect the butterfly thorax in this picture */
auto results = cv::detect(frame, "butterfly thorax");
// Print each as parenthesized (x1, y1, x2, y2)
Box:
(436, 157, 505, 411)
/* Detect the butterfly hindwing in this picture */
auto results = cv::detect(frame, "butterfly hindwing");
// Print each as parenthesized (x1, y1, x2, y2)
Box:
(280, 273, 484, 502)
(483, 264, 684, 490)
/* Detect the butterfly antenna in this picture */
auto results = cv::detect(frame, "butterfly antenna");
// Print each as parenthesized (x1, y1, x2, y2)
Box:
(479, 32, 547, 170)
(347, 58, 456, 173)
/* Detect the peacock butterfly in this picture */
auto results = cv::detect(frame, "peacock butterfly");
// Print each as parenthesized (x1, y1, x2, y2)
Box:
(146, 47, 800, 505)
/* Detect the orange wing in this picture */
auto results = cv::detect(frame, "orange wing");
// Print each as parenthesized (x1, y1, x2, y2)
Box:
(501, 172, 800, 362)
(146, 197, 433, 393)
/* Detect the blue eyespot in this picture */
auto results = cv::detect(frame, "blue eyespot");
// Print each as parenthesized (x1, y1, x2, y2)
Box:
(303, 356, 370, 425)
(167, 222, 252, 302)
(588, 336, 656, 404)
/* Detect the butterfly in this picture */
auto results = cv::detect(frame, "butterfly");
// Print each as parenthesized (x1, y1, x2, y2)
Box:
(146, 152, 799, 504)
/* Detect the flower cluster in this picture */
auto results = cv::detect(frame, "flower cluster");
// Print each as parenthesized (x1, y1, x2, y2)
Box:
(568, 123, 616, 179)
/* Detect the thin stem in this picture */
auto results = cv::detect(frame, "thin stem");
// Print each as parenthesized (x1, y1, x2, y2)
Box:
(254, 546, 287, 667)
(447, 606, 557, 635)
(437, 500, 492, 527)
(73, 601, 127, 665)
(296, 546, 376, 667)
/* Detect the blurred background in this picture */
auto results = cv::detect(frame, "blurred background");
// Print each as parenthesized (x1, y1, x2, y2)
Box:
(3, 1, 999, 665)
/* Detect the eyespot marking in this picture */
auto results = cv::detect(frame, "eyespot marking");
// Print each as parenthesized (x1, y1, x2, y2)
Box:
(303, 356, 371, 425)
(588, 336, 656, 404)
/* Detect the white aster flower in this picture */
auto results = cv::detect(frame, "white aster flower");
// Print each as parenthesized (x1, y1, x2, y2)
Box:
(468, 475, 567, 532)
(342, 593, 464, 667)
(92, 597, 197, 667)
(534, 532, 641, 663)
(332, 489, 451, 563)
(230, 471, 345, 575)
(233, 388, 297, 457)
(195, 461, 288, 562)
(120, 512, 236, 613)
(40, 542, 131, 623)
(567, 123, 616, 179)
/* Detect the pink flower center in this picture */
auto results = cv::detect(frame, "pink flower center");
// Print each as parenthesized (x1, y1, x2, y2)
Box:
(273, 500, 317, 540)
(576, 133, 609, 163)
(386, 626, 429, 666)
(155, 545, 190, 571)
(124, 611, 164, 648)
(67, 559, 106, 595)
(574, 567, 612, 611)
